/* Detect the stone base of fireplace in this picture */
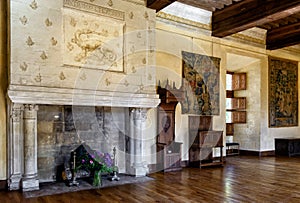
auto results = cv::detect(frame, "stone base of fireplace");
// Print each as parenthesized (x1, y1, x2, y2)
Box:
(22, 177, 39, 192)
(23, 174, 154, 198)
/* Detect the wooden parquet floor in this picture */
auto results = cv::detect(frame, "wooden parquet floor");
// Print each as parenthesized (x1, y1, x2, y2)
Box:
(1, 156, 300, 203)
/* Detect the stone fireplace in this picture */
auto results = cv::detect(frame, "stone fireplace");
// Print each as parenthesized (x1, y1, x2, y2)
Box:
(7, 0, 159, 191)
(7, 88, 159, 191)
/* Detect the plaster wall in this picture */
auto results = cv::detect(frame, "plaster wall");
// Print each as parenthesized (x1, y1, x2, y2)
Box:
(156, 11, 300, 154)
(0, 0, 8, 180)
(156, 29, 227, 160)
(232, 60, 262, 151)
(260, 52, 300, 151)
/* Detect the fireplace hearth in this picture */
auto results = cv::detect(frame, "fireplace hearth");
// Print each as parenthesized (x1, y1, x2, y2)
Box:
(23, 174, 154, 198)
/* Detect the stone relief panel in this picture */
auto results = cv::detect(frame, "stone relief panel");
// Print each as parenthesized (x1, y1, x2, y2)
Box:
(63, 8, 125, 72)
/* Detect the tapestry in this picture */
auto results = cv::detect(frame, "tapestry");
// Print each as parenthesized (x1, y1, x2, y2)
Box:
(181, 51, 221, 115)
(269, 57, 298, 127)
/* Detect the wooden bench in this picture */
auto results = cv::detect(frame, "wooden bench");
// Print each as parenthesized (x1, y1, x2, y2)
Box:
(226, 142, 240, 156)
(275, 137, 300, 157)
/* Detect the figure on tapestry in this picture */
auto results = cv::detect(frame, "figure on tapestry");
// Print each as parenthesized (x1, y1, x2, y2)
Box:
(181, 51, 221, 115)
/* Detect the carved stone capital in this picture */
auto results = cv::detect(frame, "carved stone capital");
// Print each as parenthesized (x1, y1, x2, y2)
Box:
(130, 108, 147, 121)
(23, 104, 38, 119)
(11, 103, 24, 122)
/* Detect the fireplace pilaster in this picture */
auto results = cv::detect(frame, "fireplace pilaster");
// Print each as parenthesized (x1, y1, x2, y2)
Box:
(21, 104, 39, 191)
(128, 108, 148, 177)
(8, 103, 24, 190)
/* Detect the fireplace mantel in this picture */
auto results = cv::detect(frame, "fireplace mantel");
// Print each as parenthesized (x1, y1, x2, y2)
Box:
(8, 85, 160, 108)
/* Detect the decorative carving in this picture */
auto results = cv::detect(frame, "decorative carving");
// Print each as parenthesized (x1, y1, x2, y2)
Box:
(19, 78, 27, 85)
(105, 78, 111, 86)
(51, 37, 58, 46)
(30, 0, 38, 10)
(129, 12, 134, 19)
(131, 66, 136, 73)
(11, 104, 24, 122)
(130, 45, 135, 53)
(144, 12, 149, 20)
(137, 32, 142, 38)
(19, 16, 28, 25)
(24, 104, 39, 112)
(80, 72, 86, 80)
(114, 31, 119, 37)
(59, 72, 66, 80)
(34, 73, 42, 82)
(40, 51, 48, 60)
(72, 29, 105, 61)
(107, 0, 113, 7)
(139, 84, 144, 91)
(63, 0, 125, 21)
(20, 62, 28, 71)
(130, 108, 147, 121)
(70, 17, 77, 27)
(124, 80, 129, 87)
(26, 36, 34, 46)
(45, 18, 53, 27)
(63, 10, 124, 72)
(67, 42, 74, 51)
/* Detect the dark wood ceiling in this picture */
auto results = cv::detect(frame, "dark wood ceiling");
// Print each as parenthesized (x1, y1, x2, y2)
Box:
(147, 0, 300, 50)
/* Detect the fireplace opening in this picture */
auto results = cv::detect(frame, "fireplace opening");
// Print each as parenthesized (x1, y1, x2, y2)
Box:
(37, 105, 126, 183)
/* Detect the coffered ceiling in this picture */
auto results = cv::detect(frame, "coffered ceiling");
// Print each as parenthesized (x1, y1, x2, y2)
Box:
(147, 0, 300, 50)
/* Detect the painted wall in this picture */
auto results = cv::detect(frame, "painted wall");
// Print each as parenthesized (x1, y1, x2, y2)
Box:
(9, 0, 156, 94)
(0, 0, 8, 180)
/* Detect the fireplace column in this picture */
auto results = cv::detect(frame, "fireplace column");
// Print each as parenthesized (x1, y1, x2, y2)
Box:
(22, 104, 39, 191)
(8, 103, 24, 190)
(129, 108, 148, 177)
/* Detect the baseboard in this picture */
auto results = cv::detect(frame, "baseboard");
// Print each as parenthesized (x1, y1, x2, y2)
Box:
(240, 150, 275, 157)
(260, 150, 275, 157)
(0, 180, 7, 190)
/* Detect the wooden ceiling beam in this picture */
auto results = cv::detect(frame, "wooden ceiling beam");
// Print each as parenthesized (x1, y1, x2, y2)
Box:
(212, 0, 300, 37)
(266, 21, 300, 50)
(146, 0, 177, 12)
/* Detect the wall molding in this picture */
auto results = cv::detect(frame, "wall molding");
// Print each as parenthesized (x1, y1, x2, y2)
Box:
(157, 12, 266, 46)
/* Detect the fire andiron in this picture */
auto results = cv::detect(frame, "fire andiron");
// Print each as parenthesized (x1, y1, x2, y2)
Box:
(109, 147, 120, 181)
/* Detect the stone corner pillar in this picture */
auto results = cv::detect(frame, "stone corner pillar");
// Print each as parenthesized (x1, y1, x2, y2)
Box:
(8, 103, 24, 190)
(127, 108, 149, 177)
(21, 104, 39, 191)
